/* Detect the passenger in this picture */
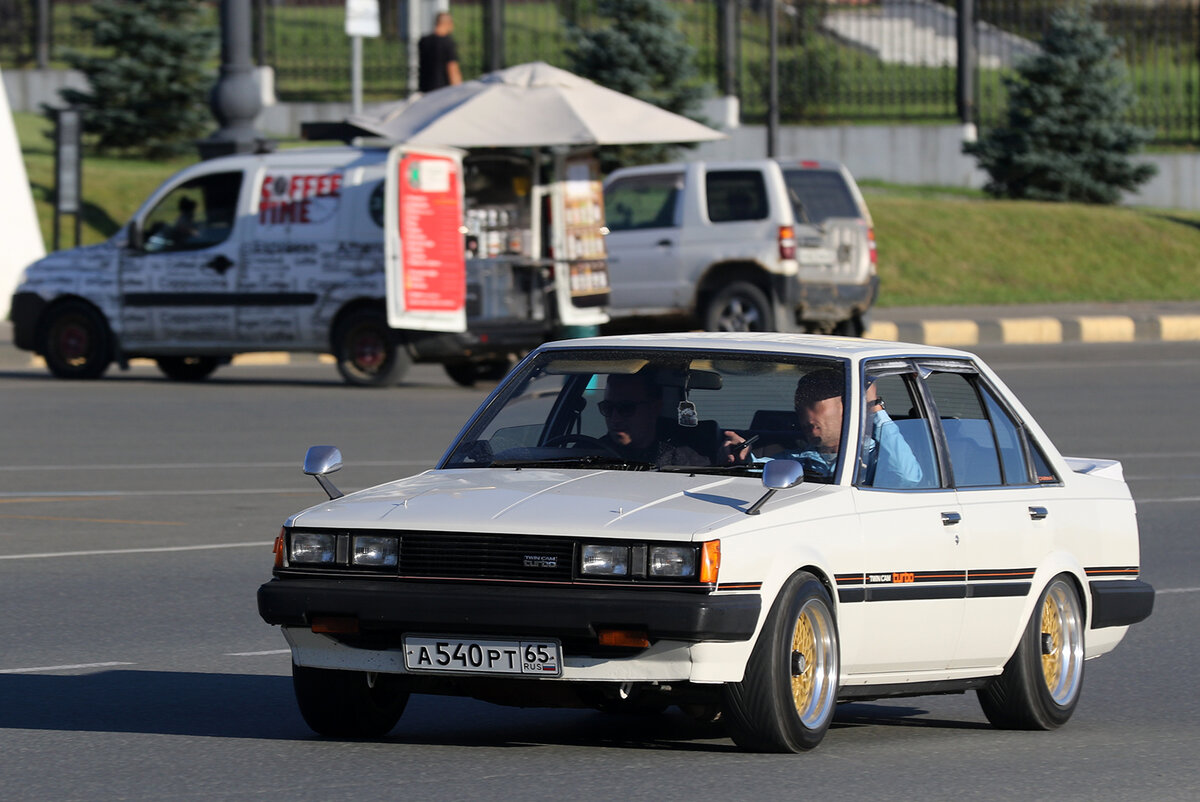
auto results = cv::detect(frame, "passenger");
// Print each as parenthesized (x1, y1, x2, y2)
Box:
(723, 369, 922, 485)
(599, 372, 709, 467)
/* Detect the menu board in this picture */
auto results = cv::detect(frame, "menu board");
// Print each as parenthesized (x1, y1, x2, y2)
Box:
(398, 154, 465, 313)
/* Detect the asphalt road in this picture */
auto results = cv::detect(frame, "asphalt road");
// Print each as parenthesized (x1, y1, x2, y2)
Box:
(1, 342, 1197, 801)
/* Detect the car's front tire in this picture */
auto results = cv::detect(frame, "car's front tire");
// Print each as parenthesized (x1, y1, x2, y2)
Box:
(292, 664, 409, 738)
(977, 575, 1085, 730)
(722, 571, 840, 752)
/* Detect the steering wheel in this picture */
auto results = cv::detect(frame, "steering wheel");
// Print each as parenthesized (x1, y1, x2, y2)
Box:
(544, 433, 623, 458)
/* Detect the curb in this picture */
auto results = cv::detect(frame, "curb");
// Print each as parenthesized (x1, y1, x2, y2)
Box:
(864, 313, 1200, 346)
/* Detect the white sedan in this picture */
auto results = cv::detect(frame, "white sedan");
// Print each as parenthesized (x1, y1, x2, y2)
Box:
(257, 333, 1154, 751)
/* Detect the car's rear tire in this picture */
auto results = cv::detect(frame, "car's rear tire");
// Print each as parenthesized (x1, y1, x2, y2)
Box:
(703, 281, 775, 332)
(722, 571, 839, 752)
(156, 356, 220, 382)
(40, 301, 113, 380)
(333, 309, 411, 387)
(977, 575, 1084, 730)
(292, 664, 409, 737)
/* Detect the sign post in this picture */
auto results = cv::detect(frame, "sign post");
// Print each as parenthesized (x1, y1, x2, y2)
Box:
(53, 107, 82, 251)
(345, 0, 382, 115)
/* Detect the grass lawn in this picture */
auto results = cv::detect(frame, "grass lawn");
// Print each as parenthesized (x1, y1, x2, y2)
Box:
(13, 111, 1200, 308)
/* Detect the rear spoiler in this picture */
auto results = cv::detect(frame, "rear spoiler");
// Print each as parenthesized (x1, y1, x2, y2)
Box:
(1063, 457, 1125, 481)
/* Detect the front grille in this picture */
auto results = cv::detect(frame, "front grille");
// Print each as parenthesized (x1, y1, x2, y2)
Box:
(400, 532, 575, 582)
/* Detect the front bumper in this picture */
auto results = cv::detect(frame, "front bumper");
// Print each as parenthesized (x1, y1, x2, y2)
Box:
(258, 577, 761, 643)
(10, 292, 46, 352)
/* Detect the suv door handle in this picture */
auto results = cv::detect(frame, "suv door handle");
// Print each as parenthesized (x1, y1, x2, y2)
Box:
(1028, 506, 1049, 520)
(656, 239, 673, 247)
(941, 511, 961, 526)
(205, 255, 234, 275)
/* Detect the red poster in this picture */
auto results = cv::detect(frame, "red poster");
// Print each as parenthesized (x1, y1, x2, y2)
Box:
(398, 154, 465, 313)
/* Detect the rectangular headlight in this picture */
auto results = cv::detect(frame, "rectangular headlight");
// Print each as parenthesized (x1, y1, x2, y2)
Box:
(649, 546, 695, 577)
(353, 535, 398, 567)
(290, 532, 337, 564)
(581, 544, 629, 576)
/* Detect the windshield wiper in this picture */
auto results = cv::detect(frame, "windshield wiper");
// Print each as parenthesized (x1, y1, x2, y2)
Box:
(491, 455, 657, 470)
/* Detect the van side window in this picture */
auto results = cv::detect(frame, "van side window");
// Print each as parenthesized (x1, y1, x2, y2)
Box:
(603, 174, 681, 231)
(142, 172, 243, 253)
(706, 170, 768, 223)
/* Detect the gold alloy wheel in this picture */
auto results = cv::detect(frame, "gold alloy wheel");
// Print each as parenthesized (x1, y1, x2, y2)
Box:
(789, 598, 837, 728)
(1039, 580, 1084, 706)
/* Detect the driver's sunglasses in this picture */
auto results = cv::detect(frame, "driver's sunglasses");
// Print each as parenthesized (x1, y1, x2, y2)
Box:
(598, 399, 652, 418)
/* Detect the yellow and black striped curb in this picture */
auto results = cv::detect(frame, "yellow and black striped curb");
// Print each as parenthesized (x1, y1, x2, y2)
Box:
(864, 313, 1200, 346)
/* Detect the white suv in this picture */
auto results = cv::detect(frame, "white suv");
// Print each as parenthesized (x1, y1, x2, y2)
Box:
(602, 159, 878, 335)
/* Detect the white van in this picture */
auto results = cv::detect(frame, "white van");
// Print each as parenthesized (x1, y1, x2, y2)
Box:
(10, 144, 608, 386)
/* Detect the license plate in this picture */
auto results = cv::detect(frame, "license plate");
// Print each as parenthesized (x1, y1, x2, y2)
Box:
(797, 247, 836, 265)
(403, 636, 562, 676)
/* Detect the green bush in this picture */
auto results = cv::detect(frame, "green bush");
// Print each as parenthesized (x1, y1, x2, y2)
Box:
(53, 0, 216, 160)
(965, 4, 1156, 203)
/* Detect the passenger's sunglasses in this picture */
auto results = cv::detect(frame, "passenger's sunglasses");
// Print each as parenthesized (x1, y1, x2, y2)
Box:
(598, 399, 653, 418)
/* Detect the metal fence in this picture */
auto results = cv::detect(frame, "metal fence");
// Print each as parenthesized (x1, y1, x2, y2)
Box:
(3, 0, 1200, 143)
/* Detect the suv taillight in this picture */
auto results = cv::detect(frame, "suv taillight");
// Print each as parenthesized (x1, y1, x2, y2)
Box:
(868, 227, 877, 265)
(778, 225, 795, 260)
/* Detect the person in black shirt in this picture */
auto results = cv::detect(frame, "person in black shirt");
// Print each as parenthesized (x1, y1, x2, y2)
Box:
(417, 12, 462, 93)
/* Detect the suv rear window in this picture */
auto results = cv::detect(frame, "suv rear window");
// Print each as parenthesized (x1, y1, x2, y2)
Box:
(782, 168, 860, 224)
(706, 171, 768, 223)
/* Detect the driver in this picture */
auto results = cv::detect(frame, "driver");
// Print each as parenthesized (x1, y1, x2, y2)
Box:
(599, 372, 709, 467)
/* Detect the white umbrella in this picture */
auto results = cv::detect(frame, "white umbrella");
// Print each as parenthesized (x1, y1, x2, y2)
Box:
(345, 61, 724, 148)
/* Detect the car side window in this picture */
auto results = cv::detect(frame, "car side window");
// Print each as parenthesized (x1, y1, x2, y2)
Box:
(604, 174, 681, 232)
(857, 367, 940, 490)
(141, 171, 242, 253)
(979, 383, 1034, 485)
(923, 370, 1005, 488)
(706, 170, 769, 223)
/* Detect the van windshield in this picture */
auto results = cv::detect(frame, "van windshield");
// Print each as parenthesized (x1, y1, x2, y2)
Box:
(782, 168, 859, 224)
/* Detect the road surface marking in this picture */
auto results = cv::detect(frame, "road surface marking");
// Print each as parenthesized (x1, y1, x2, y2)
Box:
(0, 541, 272, 560)
(0, 661, 135, 674)
(227, 649, 290, 656)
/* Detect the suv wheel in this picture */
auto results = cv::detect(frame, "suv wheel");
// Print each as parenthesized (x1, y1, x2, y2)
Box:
(703, 282, 775, 332)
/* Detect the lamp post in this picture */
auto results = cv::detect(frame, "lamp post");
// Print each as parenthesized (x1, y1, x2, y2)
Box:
(198, 0, 270, 160)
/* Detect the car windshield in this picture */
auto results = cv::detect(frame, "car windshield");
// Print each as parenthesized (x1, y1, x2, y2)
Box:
(442, 348, 847, 481)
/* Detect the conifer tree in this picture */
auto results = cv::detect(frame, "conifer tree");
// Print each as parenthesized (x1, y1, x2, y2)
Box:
(965, 5, 1155, 204)
(566, 0, 707, 170)
(55, 0, 216, 159)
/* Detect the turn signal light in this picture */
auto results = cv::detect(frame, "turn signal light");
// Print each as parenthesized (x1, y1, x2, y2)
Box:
(778, 225, 796, 260)
(273, 529, 284, 568)
(311, 616, 359, 634)
(700, 540, 721, 584)
(598, 628, 650, 648)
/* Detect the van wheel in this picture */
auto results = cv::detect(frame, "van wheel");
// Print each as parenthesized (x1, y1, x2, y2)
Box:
(333, 310, 411, 387)
(40, 301, 113, 380)
(156, 356, 220, 382)
(444, 358, 511, 388)
(703, 282, 774, 332)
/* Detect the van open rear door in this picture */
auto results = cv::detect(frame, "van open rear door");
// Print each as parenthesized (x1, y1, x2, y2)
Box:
(383, 145, 467, 333)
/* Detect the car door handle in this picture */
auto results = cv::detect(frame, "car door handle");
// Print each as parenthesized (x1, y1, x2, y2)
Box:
(205, 255, 234, 275)
(941, 511, 961, 526)
(656, 239, 673, 247)
(1028, 506, 1049, 521)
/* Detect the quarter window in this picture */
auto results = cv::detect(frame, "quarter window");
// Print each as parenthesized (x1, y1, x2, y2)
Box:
(706, 170, 769, 222)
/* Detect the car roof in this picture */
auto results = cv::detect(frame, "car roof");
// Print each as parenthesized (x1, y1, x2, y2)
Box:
(536, 332, 975, 362)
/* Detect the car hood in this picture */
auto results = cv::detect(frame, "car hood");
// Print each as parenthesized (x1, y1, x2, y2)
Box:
(289, 468, 823, 539)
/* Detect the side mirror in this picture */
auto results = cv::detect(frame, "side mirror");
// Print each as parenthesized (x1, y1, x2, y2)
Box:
(303, 445, 344, 500)
(746, 459, 804, 515)
(127, 222, 143, 251)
